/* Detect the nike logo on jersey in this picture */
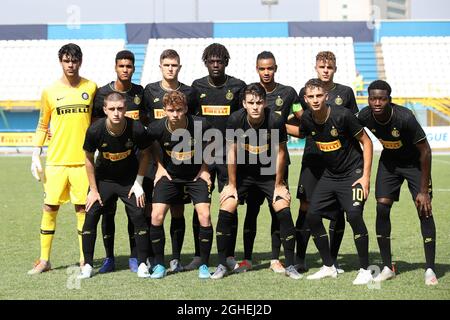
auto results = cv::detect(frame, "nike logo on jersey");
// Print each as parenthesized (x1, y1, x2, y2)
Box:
(57, 97, 65, 101)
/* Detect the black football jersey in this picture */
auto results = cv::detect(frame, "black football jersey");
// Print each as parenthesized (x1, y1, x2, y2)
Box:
(192, 75, 246, 135)
(147, 115, 211, 180)
(83, 117, 151, 182)
(142, 81, 199, 124)
(299, 83, 359, 166)
(358, 104, 426, 165)
(266, 83, 301, 124)
(300, 106, 363, 176)
(92, 82, 144, 121)
(226, 108, 287, 177)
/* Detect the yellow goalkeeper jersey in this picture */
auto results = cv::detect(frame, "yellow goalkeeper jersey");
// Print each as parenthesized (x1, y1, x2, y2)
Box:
(34, 78, 97, 165)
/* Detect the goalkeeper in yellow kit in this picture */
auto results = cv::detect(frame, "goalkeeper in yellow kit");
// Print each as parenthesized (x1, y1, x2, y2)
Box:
(28, 43, 97, 274)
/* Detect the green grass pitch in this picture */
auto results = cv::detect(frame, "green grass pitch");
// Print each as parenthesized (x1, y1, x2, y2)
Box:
(0, 155, 449, 300)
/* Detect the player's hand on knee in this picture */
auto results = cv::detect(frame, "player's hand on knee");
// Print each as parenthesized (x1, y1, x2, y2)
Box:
(273, 184, 290, 204)
(129, 175, 145, 208)
(154, 165, 172, 186)
(220, 185, 238, 204)
(31, 147, 44, 181)
(194, 164, 212, 187)
(352, 176, 370, 200)
(86, 190, 103, 212)
(415, 192, 432, 218)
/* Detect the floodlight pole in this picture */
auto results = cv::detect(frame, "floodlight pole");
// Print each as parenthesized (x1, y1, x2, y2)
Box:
(261, 0, 278, 20)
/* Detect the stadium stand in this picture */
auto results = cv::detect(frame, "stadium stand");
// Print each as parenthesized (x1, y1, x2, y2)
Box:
(0, 39, 125, 104)
(381, 36, 450, 98)
(141, 36, 356, 92)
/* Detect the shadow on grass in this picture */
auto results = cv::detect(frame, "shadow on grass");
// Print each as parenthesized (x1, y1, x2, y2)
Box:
(51, 251, 450, 279)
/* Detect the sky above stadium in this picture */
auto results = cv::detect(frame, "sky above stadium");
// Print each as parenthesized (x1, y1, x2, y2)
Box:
(2, 0, 449, 24)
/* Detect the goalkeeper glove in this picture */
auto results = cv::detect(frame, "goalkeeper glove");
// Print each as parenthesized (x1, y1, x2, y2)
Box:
(31, 147, 44, 181)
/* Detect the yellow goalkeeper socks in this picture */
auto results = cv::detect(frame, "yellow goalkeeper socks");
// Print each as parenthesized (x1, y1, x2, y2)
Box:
(40, 210, 58, 261)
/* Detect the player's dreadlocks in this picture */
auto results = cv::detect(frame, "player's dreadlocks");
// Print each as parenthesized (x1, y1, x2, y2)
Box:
(202, 43, 230, 66)
(316, 51, 336, 64)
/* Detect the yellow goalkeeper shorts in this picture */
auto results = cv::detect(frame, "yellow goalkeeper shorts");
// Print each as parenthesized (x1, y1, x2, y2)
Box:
(43, 165, 88, 205)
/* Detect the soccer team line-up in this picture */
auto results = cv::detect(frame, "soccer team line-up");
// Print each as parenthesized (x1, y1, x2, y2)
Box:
(27, 42, 438, 287)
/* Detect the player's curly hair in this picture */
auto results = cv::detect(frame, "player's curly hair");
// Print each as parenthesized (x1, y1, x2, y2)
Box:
(202, 43, 230, 65)
(163, 90, 187, 108)
(160, 49, 180, 63)
(115, 50, 135, 64)
(316, 51, 336, 64)
(58, 43, 82, 62)
(368, 80, 392, 96)
(304, 78, 327, 92)
(256, 51, 276, 64)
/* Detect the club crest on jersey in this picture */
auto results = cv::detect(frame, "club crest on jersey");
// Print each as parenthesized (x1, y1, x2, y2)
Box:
(225, 90, 234, 101)
(275, 96, 284, 107)
(134, 95, 142, 105)
(125, 140, 134, 149)
(334, 96, 343, 105)
(82, 92, 89, 100)
(391, 128, 400, 138)
(330, 127, 338, 137)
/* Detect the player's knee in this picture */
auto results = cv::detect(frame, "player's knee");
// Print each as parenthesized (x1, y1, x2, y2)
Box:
(44, 204, 59, 212)
(74, 204, 86, 213)
(273, 199, 289, 212)
(376, 202, 392, 219)
(306, 211, 322, 227)
(299, 201, 309, 212)
(346, 209, 363, 225)
(220, 198, 238, 213)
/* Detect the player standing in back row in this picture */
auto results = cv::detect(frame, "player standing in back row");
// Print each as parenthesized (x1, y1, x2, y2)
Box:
(188, 43, 246, 271)
(238, 51, 301, 273)
(91, 50, 145, 274)
(297, 79, 373, 285)
(290, 51, 359, 273)
(142, 49, 199, 273)
(29, 43, 97, 275)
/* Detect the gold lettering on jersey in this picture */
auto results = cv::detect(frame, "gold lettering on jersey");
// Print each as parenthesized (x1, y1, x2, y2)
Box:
(201, 105, 230, 116)
(102, 150, 132, 162)
(166, 149, 195, 161)
(241, 143, 269, 154)
(125, 110, 140, 120)
(275, 96, 283, 107)
(335, 96, 343, 105)
(391, 128, 400, 138)
(316, 140, 342, 152)
(379, 139, 403, 149)
(154, 109, 165, 119)
(56, 104, 89, 115)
